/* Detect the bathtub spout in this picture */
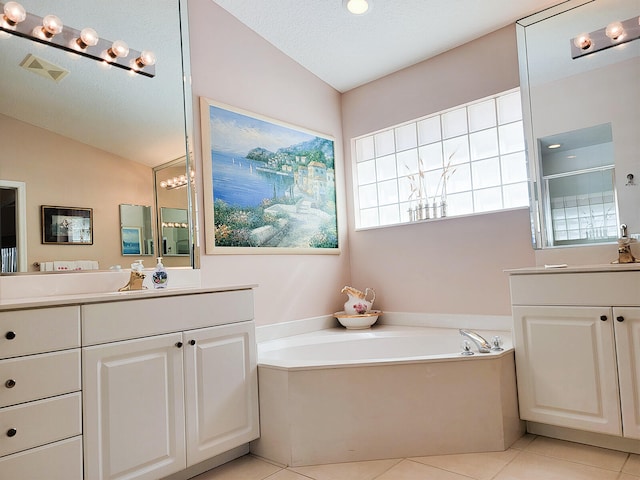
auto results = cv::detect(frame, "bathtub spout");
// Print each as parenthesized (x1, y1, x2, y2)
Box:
(459, 329, 492, 353)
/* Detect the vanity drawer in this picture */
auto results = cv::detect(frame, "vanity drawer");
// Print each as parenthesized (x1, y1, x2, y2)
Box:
(0, 435, 82, 480)
(0, 349, 81, 408)
(0, 392, 82, 457)
(0, 306, 81, 359)
(82, 290, 254, 344)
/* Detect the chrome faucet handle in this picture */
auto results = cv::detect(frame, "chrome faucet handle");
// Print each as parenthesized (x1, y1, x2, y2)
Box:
(491, 335, 504, 351)
(460, 340, 474, 356)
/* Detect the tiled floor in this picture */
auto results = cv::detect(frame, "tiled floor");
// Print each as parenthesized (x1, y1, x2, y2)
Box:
(192, 435, 640, 480)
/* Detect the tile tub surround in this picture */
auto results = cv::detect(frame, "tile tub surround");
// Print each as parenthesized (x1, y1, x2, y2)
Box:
(252, 325, 523, 466)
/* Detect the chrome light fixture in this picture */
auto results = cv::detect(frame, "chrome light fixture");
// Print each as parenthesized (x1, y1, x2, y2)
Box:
(571, 16, 640, 59)
(0, 1, 156, 77)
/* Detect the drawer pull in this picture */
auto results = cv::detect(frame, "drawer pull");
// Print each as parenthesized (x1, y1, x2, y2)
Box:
(189, 339, 196, 346)
(6, 428, 17, 437)
(5, 331, 16, 340)
(175, 342, 183, 348)
(600, 315, 607, 321)
(617, 316, 625, 322)
(5, 379, 16, 388)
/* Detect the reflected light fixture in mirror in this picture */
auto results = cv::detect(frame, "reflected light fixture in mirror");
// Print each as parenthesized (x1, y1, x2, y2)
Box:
(570, 15, 640, 59)
(0, 1, 156, 77)
(344, 0, 371, 16)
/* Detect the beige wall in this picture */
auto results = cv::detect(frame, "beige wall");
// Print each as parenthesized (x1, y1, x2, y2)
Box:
(341, 26, 536, 316)
(0, 114, 154, 271)
(188, 0, 351, 326)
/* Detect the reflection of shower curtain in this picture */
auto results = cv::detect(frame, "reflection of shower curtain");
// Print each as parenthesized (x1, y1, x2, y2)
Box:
(1, 247, 16, 272)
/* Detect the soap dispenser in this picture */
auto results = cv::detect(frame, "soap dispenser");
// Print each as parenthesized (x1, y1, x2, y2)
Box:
(152, 257, 168, 289)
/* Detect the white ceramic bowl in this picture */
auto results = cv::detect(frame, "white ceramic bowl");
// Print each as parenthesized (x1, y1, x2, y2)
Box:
(334, 310, 382, 329)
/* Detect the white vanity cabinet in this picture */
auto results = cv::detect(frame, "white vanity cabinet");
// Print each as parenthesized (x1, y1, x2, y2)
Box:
(0, 306, 83, 480)
(510, 268, 640, 441)
(82, 290, 259, 480)
(612, 307, 640, 440)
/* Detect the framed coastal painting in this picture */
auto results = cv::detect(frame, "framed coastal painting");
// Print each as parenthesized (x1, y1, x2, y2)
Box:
(41, 205, 93, 245)
(200, 98, 339, 254)
(121, 227, 142, 255)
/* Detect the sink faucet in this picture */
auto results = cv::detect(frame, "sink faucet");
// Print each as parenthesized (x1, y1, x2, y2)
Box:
(459, 329, 492, 353)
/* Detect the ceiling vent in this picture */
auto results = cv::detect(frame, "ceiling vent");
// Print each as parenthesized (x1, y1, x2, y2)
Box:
(19, 54, 69, 83)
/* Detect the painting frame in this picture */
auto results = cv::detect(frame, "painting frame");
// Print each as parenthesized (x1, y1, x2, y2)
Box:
(121, 226, 143, 256)
(41, 205, 93, 245)
(200, 97, 340, 254)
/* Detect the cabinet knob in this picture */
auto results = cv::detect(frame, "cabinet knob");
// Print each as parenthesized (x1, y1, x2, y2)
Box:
(5, 379, 16, 389)
(175, 342, 183, 348)
(617, 316, 625, 322)
(5, 331, 16, 340)
(600, 315, 608, 321)
(6, 428, 17, 437)
(189, 339, 196, 346)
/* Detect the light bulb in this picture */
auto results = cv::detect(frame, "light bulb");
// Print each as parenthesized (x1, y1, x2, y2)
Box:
(344, 0, 370, 15)
(573, 33, 592, 50)
(42, 14, 63, 37)
(107, 39, 129, 59)
(135, 50, 156, 68)
(605, 21, 624, 41)
(76, 27, 99, 49)
(3, 1, 26, 26)
(160, 181, 168, 188)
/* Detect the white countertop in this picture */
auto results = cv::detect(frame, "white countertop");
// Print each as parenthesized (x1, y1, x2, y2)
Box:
(0, 285, 257, 311)
(506, 263, 640, 275)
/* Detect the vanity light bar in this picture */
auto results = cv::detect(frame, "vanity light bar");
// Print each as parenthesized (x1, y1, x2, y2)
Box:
(570, 16, 640, 59)
(159, 171, 194, 190)
(0, 1, 156, 77)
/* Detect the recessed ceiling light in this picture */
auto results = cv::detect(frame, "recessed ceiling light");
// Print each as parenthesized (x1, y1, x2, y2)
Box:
(344, 0, 371, 15)
(548, 144, 561, 149)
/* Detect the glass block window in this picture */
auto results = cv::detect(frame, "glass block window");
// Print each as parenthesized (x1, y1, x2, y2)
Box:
(546, 169, 617, 244)
(353, 89, 529, 229)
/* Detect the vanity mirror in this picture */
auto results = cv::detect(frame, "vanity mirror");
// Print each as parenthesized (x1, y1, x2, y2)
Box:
(119, 204, 153, 257)
(517, 0, 639, 249)
(154, 158, 193, 267)
(0, 0, 196, 273)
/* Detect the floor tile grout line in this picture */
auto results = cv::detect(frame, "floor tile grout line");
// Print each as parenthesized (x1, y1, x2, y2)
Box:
(403, 458, 478, 480)
(523, 436, 631, 472)
(369, 457, 405, 480)
(514, 448, 630, 473)
(488, 448, 524, 480)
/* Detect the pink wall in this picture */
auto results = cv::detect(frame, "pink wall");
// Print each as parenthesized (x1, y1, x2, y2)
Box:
(0, 114, 154, 272)
(188, 0, 351, 326)
(188, 6, 538, 321)
(341, 26, 536, 316)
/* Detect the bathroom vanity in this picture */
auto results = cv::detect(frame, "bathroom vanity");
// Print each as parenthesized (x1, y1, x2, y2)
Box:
(0, 286, 259, 480)
(509, 265, 640, 451)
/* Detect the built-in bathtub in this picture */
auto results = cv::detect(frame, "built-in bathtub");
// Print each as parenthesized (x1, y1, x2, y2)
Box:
(251, 324, 524, 467)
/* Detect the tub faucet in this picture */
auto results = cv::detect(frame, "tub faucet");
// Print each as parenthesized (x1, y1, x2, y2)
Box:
(459, 329, 491, 353)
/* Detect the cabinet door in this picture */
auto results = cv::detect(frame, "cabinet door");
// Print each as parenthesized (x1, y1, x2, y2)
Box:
(513, 305, 621, 435)
(614, 307, 640, 440)
(183, 321, 259, 466)
(83, 333, 186, 480)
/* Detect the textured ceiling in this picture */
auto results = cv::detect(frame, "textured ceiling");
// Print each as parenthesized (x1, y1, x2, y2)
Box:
(212, 0, 568, 92)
